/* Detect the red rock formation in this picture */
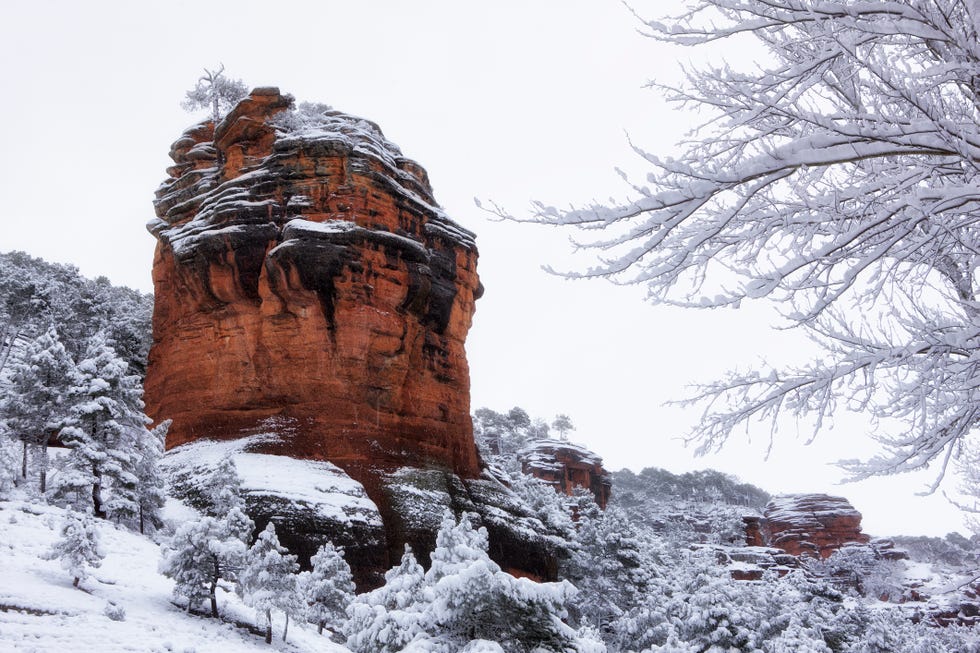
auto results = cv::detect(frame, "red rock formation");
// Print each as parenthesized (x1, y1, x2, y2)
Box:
(759, 494, 870, 558)
(519, 439, 612, 509)
(146, 88, 482, 481)
(143, 90, 573, 585)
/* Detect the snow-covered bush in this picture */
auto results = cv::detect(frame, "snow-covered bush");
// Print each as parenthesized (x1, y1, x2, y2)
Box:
(238, 522, 303, 644)
(42, 510, 105, 588)
(103, 601, 126, 621)
(301, 540, 354, 637)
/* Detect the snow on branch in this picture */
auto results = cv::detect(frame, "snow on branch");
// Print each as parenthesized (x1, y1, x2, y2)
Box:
(505, 0, 980, 484)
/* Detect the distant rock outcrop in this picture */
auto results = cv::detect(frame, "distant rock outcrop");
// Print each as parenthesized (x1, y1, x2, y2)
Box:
(145, 89, 561, 586)
(754, 494, 870, 558)
(519, 439, 611, 509)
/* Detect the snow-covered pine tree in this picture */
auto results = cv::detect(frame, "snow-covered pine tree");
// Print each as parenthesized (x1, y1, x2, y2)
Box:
(344, 544, 427, 653)
(301, 540, 354, 637)
(42, 510, 104, 588)
(203, 455, 245, 516)
(158, 507, 253, 618)
(133, 419, 169, 534)
(563, 495, 659, 632)
(422, 511, 577, 653)
(50, 334, 147, 519)
(238, 522, 302, 644)
(0, 430, 19, 499)
(0, 326, 75, 492)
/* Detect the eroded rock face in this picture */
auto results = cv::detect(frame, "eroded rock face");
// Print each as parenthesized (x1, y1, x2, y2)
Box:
(143, 90, 562, 583)
(519, 439, 612, 509)
(759, 494, 870, 558)
(147, 88, 482, 479)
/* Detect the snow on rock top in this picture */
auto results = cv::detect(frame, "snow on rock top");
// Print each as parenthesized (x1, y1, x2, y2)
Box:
(162, 434, 381, 529)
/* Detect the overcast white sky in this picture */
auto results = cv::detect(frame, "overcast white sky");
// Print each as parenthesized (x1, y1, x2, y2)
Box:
(1, 0, 970, 537)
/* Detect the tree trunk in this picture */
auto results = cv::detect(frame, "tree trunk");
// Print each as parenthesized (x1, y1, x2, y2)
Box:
(38, 444, 47, 494)
(265, 609, 272, 644)
(138, 505, 145, 535)
(318, 621, 324, 635)
(92, 475, 106, 519)
(209, 578, 219, 617)
(73, 576, 79, 588)
(282, 614, 289, 642)
(21, 440, 27, 480)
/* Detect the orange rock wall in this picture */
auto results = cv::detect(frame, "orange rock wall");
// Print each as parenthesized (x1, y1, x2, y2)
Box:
(145, 89, 483, 483)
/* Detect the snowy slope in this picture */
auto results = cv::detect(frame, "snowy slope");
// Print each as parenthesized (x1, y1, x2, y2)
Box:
(0, 498, 352, 652)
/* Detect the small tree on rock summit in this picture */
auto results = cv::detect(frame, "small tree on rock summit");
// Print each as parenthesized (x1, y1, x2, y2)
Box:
(182, 64, 248, 123)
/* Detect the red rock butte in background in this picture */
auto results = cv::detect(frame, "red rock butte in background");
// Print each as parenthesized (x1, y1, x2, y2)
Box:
(144, 89, 571, 585)
(519, 439, 612, 509)
(744, 493, 870, 558)
(146, 88, 482, 481)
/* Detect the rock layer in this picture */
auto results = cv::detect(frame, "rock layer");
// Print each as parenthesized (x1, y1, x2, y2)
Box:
(143, 90, 553, 582)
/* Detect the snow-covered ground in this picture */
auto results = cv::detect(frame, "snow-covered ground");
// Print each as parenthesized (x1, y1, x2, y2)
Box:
(0, 497, 351, 652)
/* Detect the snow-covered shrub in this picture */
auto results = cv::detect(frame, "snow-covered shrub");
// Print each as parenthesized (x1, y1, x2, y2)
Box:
(238, 522, 303, 644)
(42, 510, 105, 588)
(103, 601, 126, 621)
(301, 540, 354, 637)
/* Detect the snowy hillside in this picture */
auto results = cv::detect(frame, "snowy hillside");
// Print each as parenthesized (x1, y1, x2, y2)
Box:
(0, 497, 351, 652)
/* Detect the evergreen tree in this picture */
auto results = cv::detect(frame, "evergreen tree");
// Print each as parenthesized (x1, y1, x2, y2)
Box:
(238, 522, 302, 644)
(0, 433, 17, 499)
(51, 335, 147, 518)
(423, 512, 577, 653)
(158, 507, 253, 618)
(345, 545, 427, 653)
(302, 541, 354, 637)
(133, 419, 169, 534)
(42, 510, 104, 588)
(0, 326, 76, 492)
(203, 455, 245, 516)
(563, 499, 659, 631)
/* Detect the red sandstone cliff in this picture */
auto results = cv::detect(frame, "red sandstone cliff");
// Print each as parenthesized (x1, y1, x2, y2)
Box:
(146, 90, 560, 585)
(147, 88, 482, 481)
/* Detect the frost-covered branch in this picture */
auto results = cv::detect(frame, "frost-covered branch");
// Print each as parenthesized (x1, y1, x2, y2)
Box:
(511, 0, 980, 483)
